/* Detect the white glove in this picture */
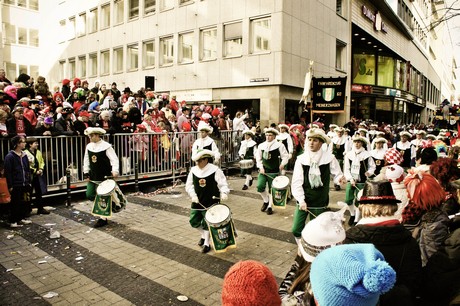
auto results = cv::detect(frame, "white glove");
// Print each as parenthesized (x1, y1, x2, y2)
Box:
(191, 196, 199, 203)
(288, 153, 292, 159)
(299, 201, 307, 211)
(220, 193, 228, 201)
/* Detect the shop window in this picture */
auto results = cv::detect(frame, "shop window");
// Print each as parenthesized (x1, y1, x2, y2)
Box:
(352, 53, 375, 85)
(377, 56, 394, 87)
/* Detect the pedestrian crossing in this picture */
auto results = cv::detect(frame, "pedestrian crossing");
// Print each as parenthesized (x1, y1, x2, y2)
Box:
(0, 178, 300, 305)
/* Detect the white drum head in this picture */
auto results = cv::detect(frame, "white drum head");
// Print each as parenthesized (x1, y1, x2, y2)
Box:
(205, 204, 230, 224)
(272, 176, 290, 189)
(97, 179, 116, 195)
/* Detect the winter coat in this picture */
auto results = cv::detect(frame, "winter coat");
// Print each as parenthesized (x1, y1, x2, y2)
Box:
(345, 223, 422, 306)
(4, 150, 31, 188)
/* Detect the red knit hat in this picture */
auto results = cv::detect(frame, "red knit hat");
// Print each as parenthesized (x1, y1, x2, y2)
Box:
(62, 79, 70, 86)
(221, 260, 281, 306)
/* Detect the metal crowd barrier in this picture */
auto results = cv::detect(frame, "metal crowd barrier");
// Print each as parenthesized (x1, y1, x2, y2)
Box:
(1, 130, 243, 197)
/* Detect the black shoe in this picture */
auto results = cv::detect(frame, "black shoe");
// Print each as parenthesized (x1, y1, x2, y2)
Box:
(348, 216, 355, 226)
(267, 207, 273, 215)
(242, 185, 248, 190)
(37, 209, 50, 215)
(334, 185, 341, 191)
(202, 245, 211, 253)
(261, 202, 269, 212)
(94, 219, 108, 228)
(249, 178, 253, 186)
(198, 238, 205, 246)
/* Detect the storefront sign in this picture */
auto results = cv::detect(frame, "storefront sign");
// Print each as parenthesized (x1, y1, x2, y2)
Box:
(171, 89, 213, 102)
(351, 84, 373, 93)
(250, 78, 269, 82)
(362, 5, 388, 33)
(312, 77, 347, 112)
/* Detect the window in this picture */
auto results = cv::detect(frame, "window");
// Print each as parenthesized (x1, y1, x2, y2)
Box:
(251, 17, 271, 54)
(200, 27, 217, 61)
(377, 56, 395, 87)
(144, 0, 156, 15)
(224, 22, 242, 57)
(29, 0, 39, 10)
(69, 58, 76, 79)
(29, 29, 39, 47)
(89, 53, 98, 77)
(127, 44, 139, 70)
(17, 0, 26, 7)
(30, 66, 39, 79)
(179, 0, 193, 4)
(4, 0, 15, 5)
(68, 17, 76, 40)
(79, 56, 87, 78)
(19, 65, 28, 75)
(77, 13, 86, 36)
(18, 27, 27, 45)
(160, 36, 174, 66)
(59, 20, 66, 43)
(115, 0, 125, 24)
(143, 40, 155, 68)
(113, 47, 124, 73)
(336, 0, 347, 17)
(59, 61, 65, 81)
(101, 50, 110, 75)
(335, 40, 346, 71)
(160, 0, 174, 11)
(179, 32, 193, 64)
(5, 24, 16, 44)
(89, 9, 98, 33)
(129, 0, 139, 20)
(6, 63, 17, 83)
(101, 4, 111, 29)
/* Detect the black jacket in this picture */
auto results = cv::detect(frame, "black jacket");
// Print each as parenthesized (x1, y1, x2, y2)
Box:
(345, 223, 422, 306)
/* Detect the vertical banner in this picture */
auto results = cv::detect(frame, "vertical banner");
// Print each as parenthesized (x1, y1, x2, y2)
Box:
(312, 77, 347, 112)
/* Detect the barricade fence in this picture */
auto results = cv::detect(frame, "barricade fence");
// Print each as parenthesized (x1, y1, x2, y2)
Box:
(1, 130, 243, 196)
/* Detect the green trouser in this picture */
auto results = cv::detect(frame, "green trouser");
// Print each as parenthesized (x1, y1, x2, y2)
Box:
(292, 205, 328, 238)
(345, 182, 365, 206)
(86, 181, 98, 201)
(256, 172, 278, 192)
(189, 209, 208, 229)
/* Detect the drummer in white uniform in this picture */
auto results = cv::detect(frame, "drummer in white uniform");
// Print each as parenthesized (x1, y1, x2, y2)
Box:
(291, 128, 345, 244)
(192, 121, 221, 164)
(255, 128, 289, 215)
(276, 124, 294, 163)
(238, 130, 257, 190)
(83, 127, 119, 228)
(186, 149, 230, 254)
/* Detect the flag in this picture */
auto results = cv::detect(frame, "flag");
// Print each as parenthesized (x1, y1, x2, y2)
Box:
(300, 60, 314, 103)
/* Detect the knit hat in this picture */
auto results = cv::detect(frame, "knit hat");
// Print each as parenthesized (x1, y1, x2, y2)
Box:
(305, 128, 331, 144)
(221, 260, 281, 306)
(62, 79, 70, 86)
(299, 208, 346, 262)
(311, 244, 396, 306)
(384, 148, 403, 165)
(358, 180, 401, 205)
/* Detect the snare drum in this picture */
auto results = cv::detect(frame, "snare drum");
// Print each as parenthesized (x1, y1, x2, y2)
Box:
(271, 175, 290, 209)
(239, 159, 254, 169)
(205, 204, 237, 253)
(92, 179, 127, 217)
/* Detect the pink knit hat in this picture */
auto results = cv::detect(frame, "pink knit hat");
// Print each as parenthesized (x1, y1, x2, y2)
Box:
(221, 260, 281, 306)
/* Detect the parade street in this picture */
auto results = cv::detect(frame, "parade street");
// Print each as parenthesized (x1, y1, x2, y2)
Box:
(0, 174, 345, 306)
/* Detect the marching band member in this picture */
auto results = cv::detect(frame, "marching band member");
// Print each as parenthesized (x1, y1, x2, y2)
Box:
(276, 124, 294, 160)
(331, 127, 347, 190)
(370, 137, 388, 176)
(344, 134, 376, 225)
(83, 127, 119, 228)
(394, 131, 416, 169)
(291, 128, 345, 244)
(186, 149, 230, 254)
(411, 130, 426, 150)
(192, 121, 221, 164)
(238, 130, 257, 190)
(326, 124, 338, 139)
(255, 128, 289, 215)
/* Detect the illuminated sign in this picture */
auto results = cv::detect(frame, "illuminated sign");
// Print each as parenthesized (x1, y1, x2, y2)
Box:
(362, 5, 388, 33)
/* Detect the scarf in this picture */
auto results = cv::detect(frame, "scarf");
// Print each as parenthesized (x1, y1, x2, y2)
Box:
(351, 147, 365, 181)
(308, 150, 323, 188)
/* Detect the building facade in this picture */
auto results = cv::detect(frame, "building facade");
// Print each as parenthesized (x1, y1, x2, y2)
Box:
(1, 0, 457, 126)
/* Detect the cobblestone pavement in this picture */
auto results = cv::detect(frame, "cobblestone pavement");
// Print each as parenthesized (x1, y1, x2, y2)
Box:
(0, 174, 347, 306)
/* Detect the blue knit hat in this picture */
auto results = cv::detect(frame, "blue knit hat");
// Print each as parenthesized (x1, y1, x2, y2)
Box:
(311, 244, 396, 306)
